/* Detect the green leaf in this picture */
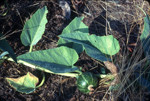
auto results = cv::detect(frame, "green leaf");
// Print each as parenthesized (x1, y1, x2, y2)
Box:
(21, 6, 48, 46)
(0, 34, 17, 62)
(58, 17, 88, 53)
(140, 14, 150, 42)
(6, 72, 39, 94)
(140, 14, 150, 55)
(59, 32, 120, 61)
(17, 46, 79, 73)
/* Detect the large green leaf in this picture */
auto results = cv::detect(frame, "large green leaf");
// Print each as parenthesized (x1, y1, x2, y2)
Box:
(6, 72, 39, 94)
(140, 14, 150, 55)
(17, 46, 79, 73)
(21, 6, 48, 46)
(59, 32, 120, 61)
(0, 34, 17, 62)
(58, 17, 88, 53)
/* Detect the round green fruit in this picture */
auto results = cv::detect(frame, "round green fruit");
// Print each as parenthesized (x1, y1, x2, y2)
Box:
(76, 72, 98, 94)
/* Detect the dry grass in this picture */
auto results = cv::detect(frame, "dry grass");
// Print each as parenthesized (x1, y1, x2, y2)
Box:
(83, 0, 150, 100)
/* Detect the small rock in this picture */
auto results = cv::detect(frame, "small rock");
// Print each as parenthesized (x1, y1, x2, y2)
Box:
(58, 0, 71, 19)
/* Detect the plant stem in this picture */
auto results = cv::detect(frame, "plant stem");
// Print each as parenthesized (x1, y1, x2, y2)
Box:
(6, 57, 79, 77)
(95, 74, 114, 79)
(36, 72, 45, 88)
(29, 45, 33, 52)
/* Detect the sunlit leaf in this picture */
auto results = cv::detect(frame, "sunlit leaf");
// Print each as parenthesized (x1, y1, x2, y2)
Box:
(58, 17, 88, 53)
(59, 32, 120, 61)
(17, 46, 79, 73)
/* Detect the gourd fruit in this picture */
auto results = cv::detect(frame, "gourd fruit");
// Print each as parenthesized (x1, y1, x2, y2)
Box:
(76, 72, 98, 94)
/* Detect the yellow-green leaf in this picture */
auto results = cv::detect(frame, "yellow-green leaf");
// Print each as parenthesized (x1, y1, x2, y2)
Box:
(6, 72, 39, 94)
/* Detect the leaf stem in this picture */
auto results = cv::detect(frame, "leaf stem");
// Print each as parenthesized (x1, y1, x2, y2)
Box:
(36, 72, 45, 88)
(29, 45, 33, 52)
(95, 74, 114, 78)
